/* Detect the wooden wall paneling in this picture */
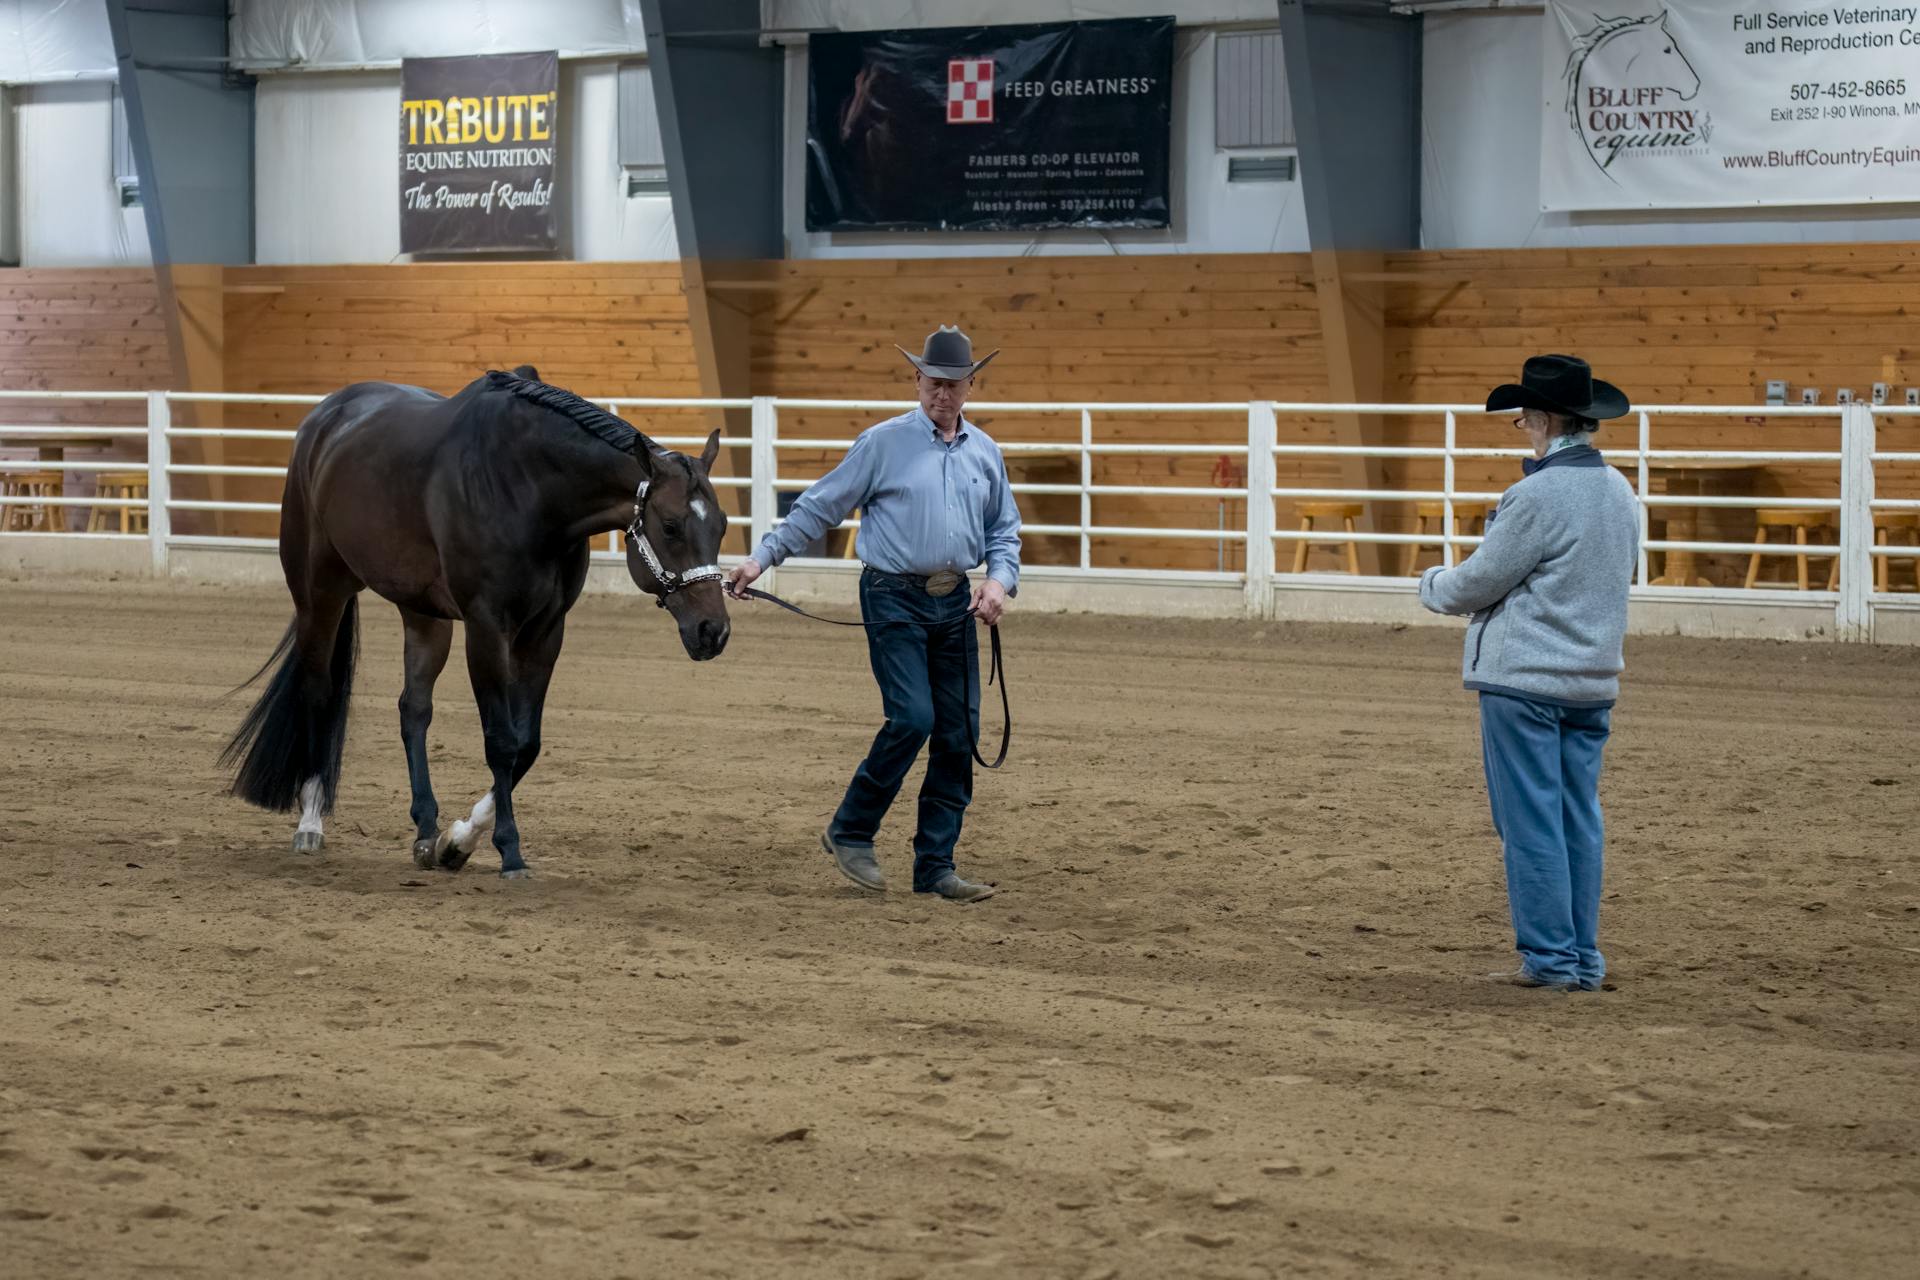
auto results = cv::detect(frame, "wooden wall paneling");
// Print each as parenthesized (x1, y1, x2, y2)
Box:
(7, 244, 1915, 575)
(0, 270, 169, 532)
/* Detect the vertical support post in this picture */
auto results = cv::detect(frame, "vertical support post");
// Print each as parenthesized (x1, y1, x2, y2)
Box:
(1441, 410, 1457, 569)
(146, 390, 171, 577)
(1636, 410, 1652, 587)
(1244, 401, 1277, 617)
(750, 395, 776, 577)
(1836, 403, 1873, 641)
(1078, 408, 1092, 571)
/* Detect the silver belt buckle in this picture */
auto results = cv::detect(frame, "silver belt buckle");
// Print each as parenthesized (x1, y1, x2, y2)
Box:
(923, 570, 961, 597)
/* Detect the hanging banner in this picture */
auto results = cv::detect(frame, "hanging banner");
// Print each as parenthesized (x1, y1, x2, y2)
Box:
(805, 16, 1174, 232)
(400, 51, 559, 253)
(1542, 1, 1920, 210)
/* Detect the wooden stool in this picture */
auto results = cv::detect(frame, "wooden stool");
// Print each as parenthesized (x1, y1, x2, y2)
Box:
(1875, 512, 1920, 593)
(1744, 508, 1836, 591)
(1405, 500, 1490, 575)
(2, 470, 64, 531)
(1291, 501, 1363, 575)
(88, 471, 150, 534)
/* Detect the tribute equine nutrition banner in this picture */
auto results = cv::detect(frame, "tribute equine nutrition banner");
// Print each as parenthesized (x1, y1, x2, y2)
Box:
(1543, 1, 1920, 210)
(399, 51, 559, 253)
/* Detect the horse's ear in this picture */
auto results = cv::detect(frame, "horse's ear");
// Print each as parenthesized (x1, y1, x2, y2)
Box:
(510, 363, 540, 381)
(699, 428, 721, 475)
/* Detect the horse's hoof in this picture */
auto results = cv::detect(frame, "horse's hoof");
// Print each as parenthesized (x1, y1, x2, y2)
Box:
(434, 829, 471, 872)
(291, 830, 324, 855)
(411, 837, 438, 870)
(500, 867, 533, 881)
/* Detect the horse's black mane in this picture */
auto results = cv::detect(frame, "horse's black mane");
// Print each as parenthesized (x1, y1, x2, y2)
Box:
(484, 369, 643, 456)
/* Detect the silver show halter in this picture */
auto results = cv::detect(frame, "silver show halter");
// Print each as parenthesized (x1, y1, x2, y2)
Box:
(624, 477, 724, 605)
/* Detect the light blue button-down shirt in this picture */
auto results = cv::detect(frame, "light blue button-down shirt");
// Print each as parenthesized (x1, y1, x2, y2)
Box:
(754, 407, 1023, 594)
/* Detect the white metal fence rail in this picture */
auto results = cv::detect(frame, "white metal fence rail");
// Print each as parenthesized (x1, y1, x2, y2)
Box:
(3, 390, 1916, 639)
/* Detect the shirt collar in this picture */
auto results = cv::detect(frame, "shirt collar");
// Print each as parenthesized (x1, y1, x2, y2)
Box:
(914, 406, 968, 444)
(1521, 443, 1604, 476)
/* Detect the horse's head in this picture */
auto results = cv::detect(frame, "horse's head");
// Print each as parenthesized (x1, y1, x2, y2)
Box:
(624, 427, 730, 661)
(1610, 12, 1699, 100)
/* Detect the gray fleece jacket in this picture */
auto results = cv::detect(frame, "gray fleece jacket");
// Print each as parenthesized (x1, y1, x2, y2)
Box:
(1418, 446, 1639, 708)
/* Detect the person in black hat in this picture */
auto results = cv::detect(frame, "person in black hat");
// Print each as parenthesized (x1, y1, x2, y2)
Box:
(725, 326, 1022, 903)
(1418, 355, 1641, 992)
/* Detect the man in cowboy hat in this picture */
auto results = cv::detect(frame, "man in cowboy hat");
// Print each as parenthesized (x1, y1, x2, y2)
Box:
(725, 326, 1021, 903)
(1418, 354, 1640, 992)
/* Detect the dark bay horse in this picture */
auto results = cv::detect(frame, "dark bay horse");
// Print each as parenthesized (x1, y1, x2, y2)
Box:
(221, 368, 731, 877)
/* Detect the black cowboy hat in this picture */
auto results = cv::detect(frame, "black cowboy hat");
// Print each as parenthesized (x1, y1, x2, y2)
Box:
(897, 325, 999, 381)
(1485, 354, 1630, 421)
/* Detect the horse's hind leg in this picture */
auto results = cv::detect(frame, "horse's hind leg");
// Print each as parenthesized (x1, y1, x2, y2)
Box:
(398, 608, 453, 869)
(284, 586, 359, 854)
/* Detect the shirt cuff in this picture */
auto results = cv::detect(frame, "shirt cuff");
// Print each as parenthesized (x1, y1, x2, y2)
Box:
(988, 569, 1019, 598)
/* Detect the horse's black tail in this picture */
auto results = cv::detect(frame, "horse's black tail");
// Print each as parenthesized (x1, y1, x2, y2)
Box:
(219, 597, 359, 812)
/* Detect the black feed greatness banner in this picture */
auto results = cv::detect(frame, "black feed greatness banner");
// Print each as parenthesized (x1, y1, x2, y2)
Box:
(806, 17, 1174, 232)
(400, 51, 558, 254)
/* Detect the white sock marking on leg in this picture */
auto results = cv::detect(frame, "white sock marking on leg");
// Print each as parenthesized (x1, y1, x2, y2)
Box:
(450, 791, 496, 852)
(296, 777, 325, 836)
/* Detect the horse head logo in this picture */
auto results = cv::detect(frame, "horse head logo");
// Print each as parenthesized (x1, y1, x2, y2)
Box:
(1563, 10, 1705, 179)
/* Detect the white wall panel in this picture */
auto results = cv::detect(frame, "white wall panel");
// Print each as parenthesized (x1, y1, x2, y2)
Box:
(14, 82, 149, 266)
(231, 0, 645, 69)
(254, 71, 398, 264)
(561, 60, 676, 261)
(0, 0, 116, 84)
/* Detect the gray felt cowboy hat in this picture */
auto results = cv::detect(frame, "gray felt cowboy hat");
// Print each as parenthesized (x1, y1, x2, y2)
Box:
(1486, 353, 1630, 421)
(897, 325, 999, 380)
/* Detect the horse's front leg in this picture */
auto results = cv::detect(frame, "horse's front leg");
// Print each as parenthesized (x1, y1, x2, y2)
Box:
(445, 615, 563, 879)
(510, 616, 564, 788)
(399, 608, 453, 869)
(441, 618, 526, 877)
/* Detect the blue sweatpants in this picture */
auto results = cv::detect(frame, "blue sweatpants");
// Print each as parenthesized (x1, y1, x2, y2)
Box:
(1478, 691, 1612, 989)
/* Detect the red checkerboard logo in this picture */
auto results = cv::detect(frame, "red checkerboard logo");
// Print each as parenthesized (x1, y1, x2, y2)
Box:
(947, 58, 993, 124)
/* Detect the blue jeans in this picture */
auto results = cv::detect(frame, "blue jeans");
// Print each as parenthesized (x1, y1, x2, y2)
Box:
(831, 569, 980, 891)
(1478, 692, 1612, 989)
